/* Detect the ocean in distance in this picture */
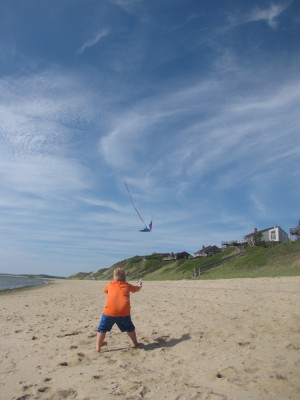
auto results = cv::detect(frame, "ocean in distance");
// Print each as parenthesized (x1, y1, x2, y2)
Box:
(0, 273, 48, 291)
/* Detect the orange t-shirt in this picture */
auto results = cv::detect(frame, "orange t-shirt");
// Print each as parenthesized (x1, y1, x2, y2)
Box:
(102, 281, 140, 317)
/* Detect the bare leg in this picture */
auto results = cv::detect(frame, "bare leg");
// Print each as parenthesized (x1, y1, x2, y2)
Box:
(96, 332, 106, 352)
(127, 331, 138, 347)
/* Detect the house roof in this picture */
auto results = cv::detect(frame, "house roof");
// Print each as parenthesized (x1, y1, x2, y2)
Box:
(244, 226, 288, 238)
(194, 245, 221, 254)
(176, 251, 191, 256)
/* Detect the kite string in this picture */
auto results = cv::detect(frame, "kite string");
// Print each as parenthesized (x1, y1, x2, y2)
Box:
(124, 182, 148, 228)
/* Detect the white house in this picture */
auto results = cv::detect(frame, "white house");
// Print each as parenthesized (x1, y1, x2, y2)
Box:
(244, 226, 290, 245)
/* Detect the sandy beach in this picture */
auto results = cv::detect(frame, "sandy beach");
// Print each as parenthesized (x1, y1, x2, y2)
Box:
(1, 277, 300, 400)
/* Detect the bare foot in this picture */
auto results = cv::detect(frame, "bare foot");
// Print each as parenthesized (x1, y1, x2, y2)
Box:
(132, 343, 143, 348)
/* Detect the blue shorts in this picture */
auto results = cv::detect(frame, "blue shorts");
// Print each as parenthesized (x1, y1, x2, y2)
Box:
(98, 314, 135, 333)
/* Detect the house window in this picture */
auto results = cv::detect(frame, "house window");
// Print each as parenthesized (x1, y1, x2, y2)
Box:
(270, 230, 276, 240)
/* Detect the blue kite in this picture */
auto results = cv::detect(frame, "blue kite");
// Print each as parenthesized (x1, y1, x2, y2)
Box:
(125, 182, 152, 232)
(140, 221, 152, 232)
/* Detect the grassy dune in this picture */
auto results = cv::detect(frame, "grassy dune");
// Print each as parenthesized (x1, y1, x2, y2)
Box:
(199, 243, 300, 279)
(71, 239, 300, 281)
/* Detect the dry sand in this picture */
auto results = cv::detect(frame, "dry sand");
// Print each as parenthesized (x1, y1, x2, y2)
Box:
(0, 277, 300, 400)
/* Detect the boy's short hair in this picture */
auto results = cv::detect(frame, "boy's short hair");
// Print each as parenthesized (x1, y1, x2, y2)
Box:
(113, 268, 126, 282)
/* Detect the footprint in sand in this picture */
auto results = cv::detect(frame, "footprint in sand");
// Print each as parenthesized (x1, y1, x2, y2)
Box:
(77, 352, 86, 362)
(244, 367, 260, 374)
(270, 373, 287, 380)
(287, 343, 300, 350)
(57, 331, 81, 338)
(216, 366, 238, 383)
(238, 341, 250, 347)
(37, 386, 49, 393)
(22, 384, 34, 391)
(53, 389, 77, 399)
(58, 362, 68, 366)
(205, 391, 227, 400)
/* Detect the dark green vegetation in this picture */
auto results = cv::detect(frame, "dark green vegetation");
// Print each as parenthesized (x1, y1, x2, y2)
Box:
(21, 274, 66, 279)
(69, 272, 92, 280)
(70, 240, 300, 281)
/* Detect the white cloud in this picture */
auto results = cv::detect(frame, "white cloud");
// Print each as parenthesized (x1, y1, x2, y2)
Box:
(99, 80, 221, 169)
(0, 70, 97, 199)
(226, 2, 292, 29)
(80, 196, 127, 213)
(98, 69, 300, 223)
(77, 28, 110, 55)
(109, 0, 147, 20)
(110, 0, 140, 8)
(0, 156, 90, 196)
(100, 76, 300, 171)
(248, 3, 289, 28)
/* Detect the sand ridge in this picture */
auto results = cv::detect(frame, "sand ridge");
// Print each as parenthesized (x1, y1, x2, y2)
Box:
(0, 278, 300, 399)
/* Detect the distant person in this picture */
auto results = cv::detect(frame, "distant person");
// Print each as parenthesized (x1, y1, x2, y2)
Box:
(96, 267, 142, 352)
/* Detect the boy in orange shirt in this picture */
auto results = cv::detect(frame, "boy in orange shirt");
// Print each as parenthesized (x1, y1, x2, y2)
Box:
(96, 267, 142, 352)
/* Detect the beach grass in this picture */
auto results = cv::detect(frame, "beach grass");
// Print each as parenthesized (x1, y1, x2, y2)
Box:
(70, 239, 300, 281)
(139, 241, 300, 280)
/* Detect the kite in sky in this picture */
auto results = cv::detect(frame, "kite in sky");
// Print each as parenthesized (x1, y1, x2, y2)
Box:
(124, 182, 152, 232)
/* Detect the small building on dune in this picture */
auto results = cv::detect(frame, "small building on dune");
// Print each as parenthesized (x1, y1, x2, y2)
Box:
(163, 251, 192, 261)
(290, 220, 300, 239)
(194, 245, 222, 258)
(244, 226, 290, 246)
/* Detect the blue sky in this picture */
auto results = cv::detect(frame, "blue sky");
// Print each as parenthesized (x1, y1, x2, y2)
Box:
(1, 0, 300, 276)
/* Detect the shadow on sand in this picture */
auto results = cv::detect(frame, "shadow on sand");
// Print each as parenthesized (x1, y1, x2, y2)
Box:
(138, 333, 191, 351)
(102, 334, 191, 353)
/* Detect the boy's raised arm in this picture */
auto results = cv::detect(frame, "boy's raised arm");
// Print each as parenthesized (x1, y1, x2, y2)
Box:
(130, 280, 142, 292)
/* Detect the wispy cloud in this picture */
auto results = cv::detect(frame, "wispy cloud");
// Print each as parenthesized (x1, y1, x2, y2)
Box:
(0, 68, 152, 274)
(77, 28, 110, 55)
(227, 2, 292, 29)
(110, 0, 140, 8)
(98, 69, 300, 228)
(0, 70, 96, 199)
(247, 3, 291, 28)
(80, 196, 127, 213)
(99, 80, 221, 170)
(109, 0, 147, 19)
